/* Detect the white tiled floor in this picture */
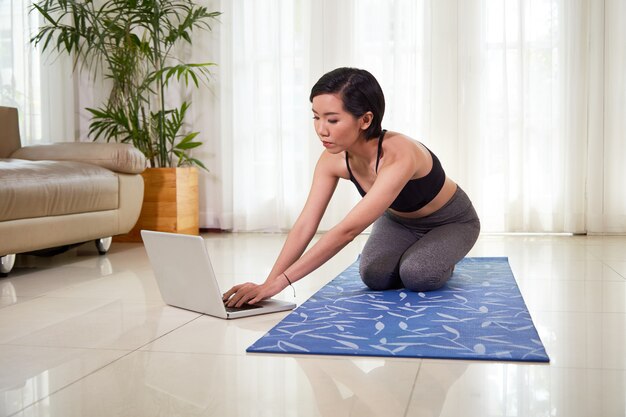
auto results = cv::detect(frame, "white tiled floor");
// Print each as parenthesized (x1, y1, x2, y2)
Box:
(1, 233, 625, 417)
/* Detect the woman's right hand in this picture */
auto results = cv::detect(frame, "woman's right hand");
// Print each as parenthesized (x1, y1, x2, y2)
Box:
(222, 279, 285, 308)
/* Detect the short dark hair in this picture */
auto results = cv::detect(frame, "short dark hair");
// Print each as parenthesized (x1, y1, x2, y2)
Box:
(309, 67, 385, 140)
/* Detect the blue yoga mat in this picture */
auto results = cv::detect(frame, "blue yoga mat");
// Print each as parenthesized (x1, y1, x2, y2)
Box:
(247, 257, 549, 362)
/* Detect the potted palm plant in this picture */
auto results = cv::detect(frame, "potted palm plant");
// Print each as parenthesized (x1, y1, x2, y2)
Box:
(30, 0, 221, 240)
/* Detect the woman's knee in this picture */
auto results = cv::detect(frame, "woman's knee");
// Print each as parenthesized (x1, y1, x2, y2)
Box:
(399, 263, 453, 292)
(359, 256, 400, 291)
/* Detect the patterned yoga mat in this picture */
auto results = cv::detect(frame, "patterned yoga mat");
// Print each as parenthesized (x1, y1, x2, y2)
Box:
(247, 257, 549, 362)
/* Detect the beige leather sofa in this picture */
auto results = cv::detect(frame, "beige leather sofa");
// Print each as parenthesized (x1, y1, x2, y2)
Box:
(0, 106, 146, 275)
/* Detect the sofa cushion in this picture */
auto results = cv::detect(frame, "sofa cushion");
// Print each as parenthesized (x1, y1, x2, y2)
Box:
(11, 142, 146, 174)
(0, 159, 119, 222)
(0, 107, 21, 159)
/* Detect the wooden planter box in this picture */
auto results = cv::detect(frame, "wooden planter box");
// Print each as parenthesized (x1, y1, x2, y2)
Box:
(115, 167, 199, 242)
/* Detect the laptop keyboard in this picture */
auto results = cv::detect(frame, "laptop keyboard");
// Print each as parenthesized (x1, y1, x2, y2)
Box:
(225, 303, 263, 313)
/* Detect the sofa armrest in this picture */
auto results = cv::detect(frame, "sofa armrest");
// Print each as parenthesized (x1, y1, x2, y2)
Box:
(10, 142, 147, 174)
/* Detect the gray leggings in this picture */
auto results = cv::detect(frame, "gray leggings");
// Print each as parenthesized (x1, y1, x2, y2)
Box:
(360, 187, 480, 292)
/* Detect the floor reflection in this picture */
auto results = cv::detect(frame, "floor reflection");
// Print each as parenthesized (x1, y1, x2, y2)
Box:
(296, 356, 466, 417)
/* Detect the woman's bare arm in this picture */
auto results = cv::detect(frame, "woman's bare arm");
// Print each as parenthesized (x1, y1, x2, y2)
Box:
(222, 151, 340, 306)
(272, 142, 417, 290)
(224, 141, 417, 307)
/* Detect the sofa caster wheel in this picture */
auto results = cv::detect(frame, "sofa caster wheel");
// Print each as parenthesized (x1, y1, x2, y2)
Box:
(0, 254, 16, 276)
(95, 237, 112, 254)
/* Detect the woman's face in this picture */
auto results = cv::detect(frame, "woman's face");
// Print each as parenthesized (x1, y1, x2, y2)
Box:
(312, 93, 370, 153)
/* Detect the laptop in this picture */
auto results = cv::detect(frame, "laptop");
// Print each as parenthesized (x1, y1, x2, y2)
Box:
(141, 230, 296, 319)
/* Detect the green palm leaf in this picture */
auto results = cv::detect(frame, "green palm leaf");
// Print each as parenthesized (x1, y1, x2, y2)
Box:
(30, 0, 220, 171)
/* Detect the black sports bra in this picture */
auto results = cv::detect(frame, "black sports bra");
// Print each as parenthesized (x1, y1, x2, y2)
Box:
(345, 130, 446, 212)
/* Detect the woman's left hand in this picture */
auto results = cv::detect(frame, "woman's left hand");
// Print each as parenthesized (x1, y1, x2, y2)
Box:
(222, 279, 284, 308)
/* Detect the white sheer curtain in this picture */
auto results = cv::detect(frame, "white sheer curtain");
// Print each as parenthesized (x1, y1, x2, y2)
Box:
(205, 0, 625, 234)
(200, 0, 327, 231)
(6, 0, 625, 233)
(333, 0, 594, 233)
(0, 1, 75, 144)
(218, 0, 315, 231)
(587, 0, 626, 233)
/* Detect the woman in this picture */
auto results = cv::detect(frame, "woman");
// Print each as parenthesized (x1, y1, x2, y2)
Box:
(223, 67, 480, 308)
